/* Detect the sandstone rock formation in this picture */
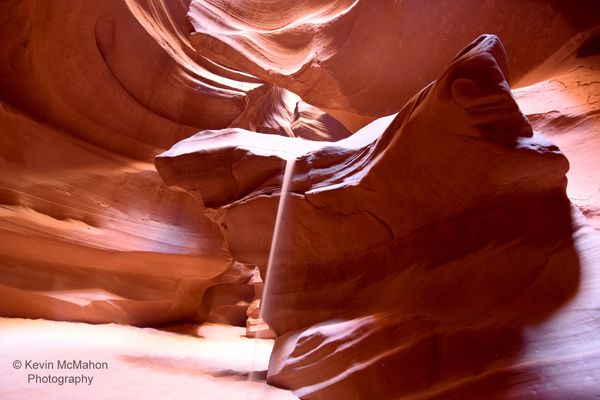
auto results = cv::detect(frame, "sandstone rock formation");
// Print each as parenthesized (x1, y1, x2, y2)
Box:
(0, 0, 252, 326)
(514, 57, 600, 231)
(188, 0, 600, 130)
(1, 0, 600, 399)
(0, 0, 348, 326)
(246, 267, 276, 339)
(156, 35, 600, 398)
(155, 34, 569, 318)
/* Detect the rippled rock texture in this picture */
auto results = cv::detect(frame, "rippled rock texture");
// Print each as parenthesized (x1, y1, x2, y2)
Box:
(188, 0, 600, 130)
(2, 0, 600, 399)
(156, 32, 600, 398)
(0, 0, 348, 326)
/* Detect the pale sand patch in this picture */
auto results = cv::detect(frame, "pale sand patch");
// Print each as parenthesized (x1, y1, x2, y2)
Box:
(0, 318, 298, 400)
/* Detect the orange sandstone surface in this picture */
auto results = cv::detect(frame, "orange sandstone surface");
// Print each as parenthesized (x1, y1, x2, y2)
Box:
(1, 1, 599, 399)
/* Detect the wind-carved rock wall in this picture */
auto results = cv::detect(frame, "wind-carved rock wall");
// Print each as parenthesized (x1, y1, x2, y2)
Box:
(187, 0, 600, 131)
(156, 35, 600, 398)
(0, 0, 348, 326)
(2, 0, 600, 397)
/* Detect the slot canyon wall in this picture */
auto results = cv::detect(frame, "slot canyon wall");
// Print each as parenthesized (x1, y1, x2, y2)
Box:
(1, 0, 600, 399)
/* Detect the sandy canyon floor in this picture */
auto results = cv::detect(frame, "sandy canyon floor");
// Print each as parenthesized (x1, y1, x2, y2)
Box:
(0, 318, 298, 400)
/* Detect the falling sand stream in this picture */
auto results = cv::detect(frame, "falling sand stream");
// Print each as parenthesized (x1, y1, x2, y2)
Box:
(247, 158, 296, 391)
(261, 158, 296, 321)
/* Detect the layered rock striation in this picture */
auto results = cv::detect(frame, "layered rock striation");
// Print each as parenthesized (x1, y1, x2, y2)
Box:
(1, 0, 600, 398)
(0, 0, 348, 326)
(156, 35, 600, 398)
(187, 0, 600, 130)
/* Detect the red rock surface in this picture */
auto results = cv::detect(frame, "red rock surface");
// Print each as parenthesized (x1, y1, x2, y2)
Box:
(1, 0, 600, 399)
(187, 0, 600, 130)
(514, 57, 600, 231)
(156, 33, 600, 398)
(0, 0, 254, 325)
(0, 0, 347, 327)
